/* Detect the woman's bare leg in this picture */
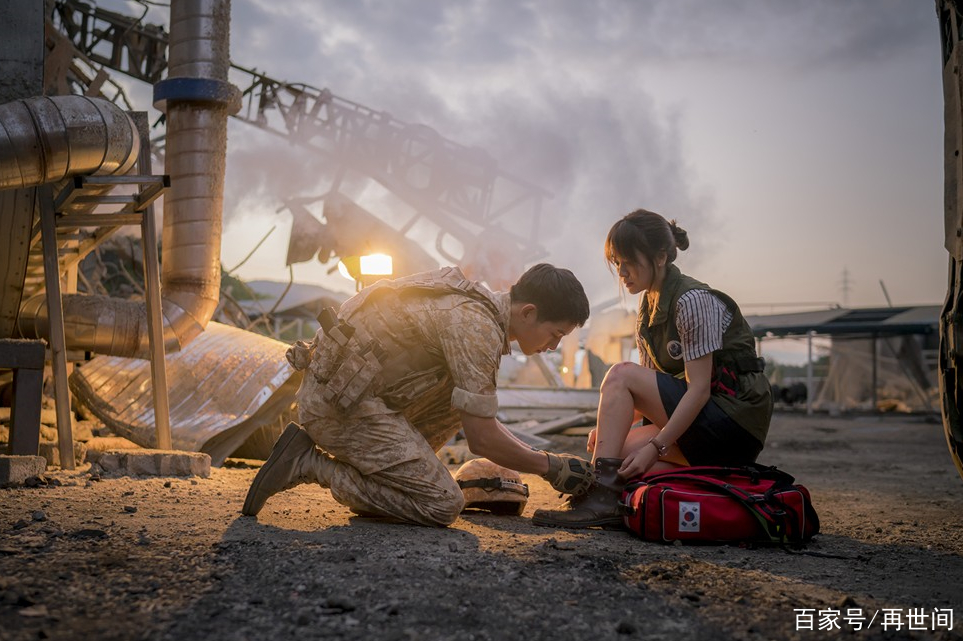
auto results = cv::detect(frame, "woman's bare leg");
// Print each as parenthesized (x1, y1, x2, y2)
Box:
(593, 362, 684, 471)
(593, 362, 667, 458)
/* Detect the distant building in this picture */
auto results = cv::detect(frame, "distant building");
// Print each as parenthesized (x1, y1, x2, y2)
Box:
(747, 306, 939, 413)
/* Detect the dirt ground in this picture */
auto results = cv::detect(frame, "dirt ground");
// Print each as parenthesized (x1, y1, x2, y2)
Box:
(1, 411, 962, 641)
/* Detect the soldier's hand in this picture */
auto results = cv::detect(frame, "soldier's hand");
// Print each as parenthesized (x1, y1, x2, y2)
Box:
(542, 452, 594, 496)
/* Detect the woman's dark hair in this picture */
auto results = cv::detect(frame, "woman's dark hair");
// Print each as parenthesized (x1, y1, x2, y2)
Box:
(605, 208, 689, 269)
(510, 263, 590, 326)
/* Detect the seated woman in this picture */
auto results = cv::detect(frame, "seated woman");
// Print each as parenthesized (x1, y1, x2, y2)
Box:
(533, 209, 772, 528)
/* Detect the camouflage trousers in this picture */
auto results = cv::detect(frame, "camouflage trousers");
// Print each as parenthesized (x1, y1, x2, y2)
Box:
(300, 395, 465, 527)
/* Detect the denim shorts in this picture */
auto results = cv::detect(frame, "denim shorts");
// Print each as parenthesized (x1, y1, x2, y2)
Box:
(656, 372, 763, 466)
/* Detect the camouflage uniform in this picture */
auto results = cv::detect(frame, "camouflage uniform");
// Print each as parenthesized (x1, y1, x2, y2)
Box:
(287, 267, 511, 527)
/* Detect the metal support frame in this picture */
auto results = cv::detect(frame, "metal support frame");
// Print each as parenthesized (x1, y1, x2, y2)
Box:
(38, 185, 75, 469)
(0, 338, 45, 456)
(132, 111, 172, 450)
(50, 0, 168, 84)
(34, 112, 172, 463)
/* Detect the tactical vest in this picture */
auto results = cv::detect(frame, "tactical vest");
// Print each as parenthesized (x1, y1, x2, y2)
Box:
(287, 266, 505, 412)
(637, 265, 772, 443)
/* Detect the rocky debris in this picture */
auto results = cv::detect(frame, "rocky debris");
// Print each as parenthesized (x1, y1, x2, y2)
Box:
(1, 394, 117, 473)
(37, 441, 88, 468)
(0, 456, 46, 488)
(85, 436, 142, 453)
(87, 449, 211, 478)
(71, 420, 96, 443)
(22, 409, 94, 441)
(68, 528, 108, 540)
(0, 414, 960, 641)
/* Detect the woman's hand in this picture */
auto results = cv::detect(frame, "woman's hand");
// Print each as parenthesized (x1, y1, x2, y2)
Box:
(618, 441, 659, 478)
(586, 428, 597, 454)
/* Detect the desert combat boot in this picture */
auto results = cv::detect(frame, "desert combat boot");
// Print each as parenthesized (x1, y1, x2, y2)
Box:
(242, 422, 334, 516)
(531, 458, 625, 529)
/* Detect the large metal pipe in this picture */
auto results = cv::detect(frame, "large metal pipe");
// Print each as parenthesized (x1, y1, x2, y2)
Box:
(151, 0, 237, 354)
(0, 94, 140, 233)
(8, 0, 237, 358)
(0, 95, 139, 189)
(1, 94, 149, 353)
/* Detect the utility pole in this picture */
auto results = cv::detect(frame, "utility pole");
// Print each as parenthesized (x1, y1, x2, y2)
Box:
(838, 267, 853, 308)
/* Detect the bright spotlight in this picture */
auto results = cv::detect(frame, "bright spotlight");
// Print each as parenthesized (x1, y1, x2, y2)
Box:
(360, 253, 393, 276)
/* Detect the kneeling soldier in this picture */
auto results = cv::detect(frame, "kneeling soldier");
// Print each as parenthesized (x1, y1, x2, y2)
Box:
(242, 264, 593, 526)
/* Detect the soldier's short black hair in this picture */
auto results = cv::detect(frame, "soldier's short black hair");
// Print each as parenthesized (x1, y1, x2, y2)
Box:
(510, 263, 590, 326)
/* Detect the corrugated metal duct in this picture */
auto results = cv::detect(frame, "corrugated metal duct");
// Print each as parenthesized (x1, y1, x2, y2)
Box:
(70, 321, 299, 465)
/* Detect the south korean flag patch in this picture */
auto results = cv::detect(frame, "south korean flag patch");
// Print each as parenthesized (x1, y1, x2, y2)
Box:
(679, 501, 701, 532)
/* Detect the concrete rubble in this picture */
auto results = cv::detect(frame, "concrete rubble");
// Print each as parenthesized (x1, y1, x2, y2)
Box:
(0, 455, 45, 487)
(2, 390, 211, 479)
(2, 398, 111, 468)
(86, 449, 211, 478)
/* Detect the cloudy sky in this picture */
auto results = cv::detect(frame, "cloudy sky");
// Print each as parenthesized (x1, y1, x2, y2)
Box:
(116, 0, 945, 313)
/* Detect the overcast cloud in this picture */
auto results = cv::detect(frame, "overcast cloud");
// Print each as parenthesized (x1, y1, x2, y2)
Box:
(113, 0, 945, 309)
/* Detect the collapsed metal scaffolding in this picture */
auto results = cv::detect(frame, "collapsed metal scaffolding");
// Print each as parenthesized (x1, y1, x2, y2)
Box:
(4, 0, 566, 463)
(48, 0, 551, 280)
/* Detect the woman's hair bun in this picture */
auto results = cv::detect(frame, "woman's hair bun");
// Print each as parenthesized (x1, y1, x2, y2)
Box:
(668, 219, 689, 251)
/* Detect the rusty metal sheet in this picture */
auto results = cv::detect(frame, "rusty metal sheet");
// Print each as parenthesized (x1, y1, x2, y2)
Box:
(69, 321, 299, 466)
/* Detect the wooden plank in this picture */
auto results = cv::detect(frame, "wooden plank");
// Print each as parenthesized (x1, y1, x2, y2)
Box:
(509, 410, 597, 436)
(496, 386, 599, 411)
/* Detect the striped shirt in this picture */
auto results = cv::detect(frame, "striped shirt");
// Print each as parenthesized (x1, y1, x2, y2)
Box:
(639, 289, 733, 367)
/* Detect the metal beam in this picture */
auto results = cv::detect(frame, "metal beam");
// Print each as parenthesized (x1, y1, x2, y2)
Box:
(48, 0, 551, 268)
(38, 186, 76, 470)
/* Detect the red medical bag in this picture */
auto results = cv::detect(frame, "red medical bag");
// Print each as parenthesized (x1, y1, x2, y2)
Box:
(620, 465, 819, 545)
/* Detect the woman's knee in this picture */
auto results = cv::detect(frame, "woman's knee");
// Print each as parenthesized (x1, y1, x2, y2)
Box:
(600, 362, 660, 399)
(600, 361, 639, 392)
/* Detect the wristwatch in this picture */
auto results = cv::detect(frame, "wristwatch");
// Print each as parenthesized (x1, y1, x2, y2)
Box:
(648, 437, 669, 457)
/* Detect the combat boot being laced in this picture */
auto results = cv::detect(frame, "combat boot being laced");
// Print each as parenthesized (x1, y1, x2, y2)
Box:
(531, 458, 625, 529)
(242, 422, 334, 516)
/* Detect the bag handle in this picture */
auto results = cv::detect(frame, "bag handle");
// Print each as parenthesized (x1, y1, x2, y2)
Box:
(638, 464, 797, 487)
(623, 465, 796, 497)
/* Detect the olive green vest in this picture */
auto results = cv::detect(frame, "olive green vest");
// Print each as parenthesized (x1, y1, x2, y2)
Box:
(637, 265, 772, 443)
